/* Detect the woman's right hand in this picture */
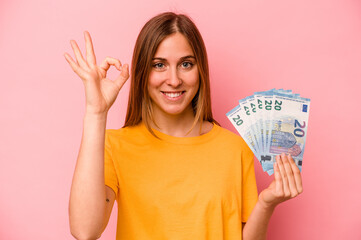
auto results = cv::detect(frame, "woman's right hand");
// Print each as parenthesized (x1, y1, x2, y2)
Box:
(64, 31, 129, 115)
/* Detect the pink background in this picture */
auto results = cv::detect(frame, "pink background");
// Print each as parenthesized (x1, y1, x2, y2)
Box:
(1, 0, 360, 239)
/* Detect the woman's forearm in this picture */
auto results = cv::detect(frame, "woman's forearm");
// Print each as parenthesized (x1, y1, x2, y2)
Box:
(242, 201, 276, 240)
(69, 113, 108, 239)
(243, 154, 304, 239)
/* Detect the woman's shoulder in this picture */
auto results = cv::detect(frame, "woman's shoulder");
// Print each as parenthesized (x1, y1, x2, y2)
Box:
(214, 124, 249, 148)
(105, 124, 148, 143)
(106, 124, 139, 135)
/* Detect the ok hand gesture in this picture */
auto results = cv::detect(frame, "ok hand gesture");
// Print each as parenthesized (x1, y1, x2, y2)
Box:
(64, 31, 129, 115)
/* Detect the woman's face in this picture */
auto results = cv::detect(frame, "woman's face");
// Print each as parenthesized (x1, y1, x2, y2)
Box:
(148, 32, 199, 118)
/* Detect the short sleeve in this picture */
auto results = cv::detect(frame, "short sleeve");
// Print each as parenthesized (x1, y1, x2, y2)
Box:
(241, 141, 258, 222)
(104, 129, 119, 197)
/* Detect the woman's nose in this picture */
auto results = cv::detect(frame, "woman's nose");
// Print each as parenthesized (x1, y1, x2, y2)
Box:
(166, 67, 182, 87)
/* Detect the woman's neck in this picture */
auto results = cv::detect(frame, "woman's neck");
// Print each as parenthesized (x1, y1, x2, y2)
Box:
(149, 105, 211, 137)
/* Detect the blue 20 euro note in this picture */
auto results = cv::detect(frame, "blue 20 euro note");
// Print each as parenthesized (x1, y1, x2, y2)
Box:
(226, 89, 310, 176)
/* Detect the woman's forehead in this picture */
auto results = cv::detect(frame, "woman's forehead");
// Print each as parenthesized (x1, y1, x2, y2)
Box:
(153, 33, 194, 60)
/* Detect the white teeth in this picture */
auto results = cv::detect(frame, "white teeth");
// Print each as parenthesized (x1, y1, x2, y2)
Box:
(164, 92, 182, 98)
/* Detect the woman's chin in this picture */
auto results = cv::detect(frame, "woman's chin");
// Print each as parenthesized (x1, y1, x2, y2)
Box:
(158, 105, 193, 117)
(162, 108, 186, 116)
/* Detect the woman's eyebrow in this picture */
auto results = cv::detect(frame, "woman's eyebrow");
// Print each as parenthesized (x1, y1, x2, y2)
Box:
(152, 55, 196, 61)
(180, 55, 196, 60)
(152, 57, 166, 61)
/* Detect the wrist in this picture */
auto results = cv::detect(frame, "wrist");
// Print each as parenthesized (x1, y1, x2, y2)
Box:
(85, 105, 109, 117)
(257, 198, 278, 213)
(84, 112, 108, 121)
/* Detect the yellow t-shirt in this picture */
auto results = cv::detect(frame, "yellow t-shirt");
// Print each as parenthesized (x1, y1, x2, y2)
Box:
(104, 122, 258, 240)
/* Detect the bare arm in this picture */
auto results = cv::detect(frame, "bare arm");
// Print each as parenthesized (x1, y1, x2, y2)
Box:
(242, 201, 275, 240)
(243, 153, 303, 240)
(69, 113, 111, 239)
(64, 31, 129, 239)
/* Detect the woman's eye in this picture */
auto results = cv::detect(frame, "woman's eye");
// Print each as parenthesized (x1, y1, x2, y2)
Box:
(181, 62, 193, 68)
(153, 63, 165, 69)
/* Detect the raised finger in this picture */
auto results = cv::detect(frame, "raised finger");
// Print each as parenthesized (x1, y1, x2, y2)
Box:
(288, 155, 303, 194)
(64, 53, 80, 73)
(84, 31, 96, 66)
(70, 39, 88, 69)
(277, 154, 291, 197)
(64, 53, 87, 79)
(114, 64, 130, 89)
(99, 57, 122, 72)
(282, 154, 298, 197)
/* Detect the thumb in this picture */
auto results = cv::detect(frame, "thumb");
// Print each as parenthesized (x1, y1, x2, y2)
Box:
(114, 64, 130, 89)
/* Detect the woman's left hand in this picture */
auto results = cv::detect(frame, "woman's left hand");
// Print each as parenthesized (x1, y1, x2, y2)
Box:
(258, 153, 303, 209)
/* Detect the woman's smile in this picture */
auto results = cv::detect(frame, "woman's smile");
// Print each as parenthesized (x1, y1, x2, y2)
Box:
(161, 91, 186, 101)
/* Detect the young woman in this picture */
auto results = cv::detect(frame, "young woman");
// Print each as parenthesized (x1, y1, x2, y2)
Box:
(64, 12, 303, 240)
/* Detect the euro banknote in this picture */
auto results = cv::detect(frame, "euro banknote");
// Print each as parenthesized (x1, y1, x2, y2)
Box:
(226, 89, 310, 175)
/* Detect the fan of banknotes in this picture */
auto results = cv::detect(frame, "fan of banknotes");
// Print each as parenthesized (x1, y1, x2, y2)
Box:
(226, 89, 311, 175)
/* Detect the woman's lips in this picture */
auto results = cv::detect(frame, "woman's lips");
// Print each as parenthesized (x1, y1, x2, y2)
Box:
(161, 91, 185, 101)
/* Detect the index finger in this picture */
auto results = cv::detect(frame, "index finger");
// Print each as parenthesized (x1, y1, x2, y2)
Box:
(84, 31, 96, 65)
